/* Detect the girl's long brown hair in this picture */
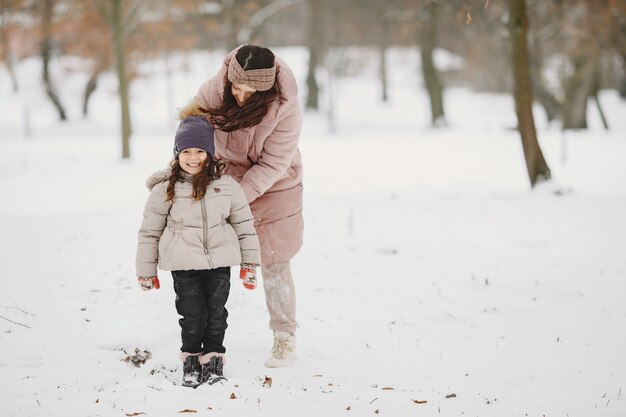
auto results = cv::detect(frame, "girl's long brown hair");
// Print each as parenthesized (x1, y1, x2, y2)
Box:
(166, 155, 226, 202)
(208, 45, 283, 132)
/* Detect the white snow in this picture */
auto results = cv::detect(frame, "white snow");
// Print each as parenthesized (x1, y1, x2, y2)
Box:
(1, 47, 625, 417)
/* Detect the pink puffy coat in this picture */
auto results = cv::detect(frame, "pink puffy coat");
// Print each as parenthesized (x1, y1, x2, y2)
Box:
(195, 47, 303, 265)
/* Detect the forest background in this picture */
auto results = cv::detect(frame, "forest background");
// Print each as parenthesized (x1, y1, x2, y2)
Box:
(1, 1, 625, 417)
(2, 0, 625, 182)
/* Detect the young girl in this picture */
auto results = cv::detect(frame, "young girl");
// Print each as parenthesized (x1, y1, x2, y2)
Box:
(135, 109, 261, 388)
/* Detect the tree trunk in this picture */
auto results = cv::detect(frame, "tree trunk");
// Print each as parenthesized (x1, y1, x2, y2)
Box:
(305, 0, 321, 110)
(533, 80, 561, 123)
(562, 54, 597, 130)
(418, 2, 445, 126)
(509, 0, 551, 187)
(379, 45, 388, 102)
(83, 53, 108, 117)
(619, 53, 626, 99)
(83, 68, 99, 117)
(240, 0, 305, 45)
(41, 0, 67, 121)
(0, 2, 18, 92)
(529, 47, 561, 122)
(527, 8, 562, 123)
(112, 0, 131, 159)
(379, 17, 389, 102)
(591, 68, 609, 130)
(224, 0, 245, 49)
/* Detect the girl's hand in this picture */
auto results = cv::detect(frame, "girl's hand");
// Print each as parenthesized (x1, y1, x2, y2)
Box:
(137, 276, 160, 291)
(239, 263, 257, 290)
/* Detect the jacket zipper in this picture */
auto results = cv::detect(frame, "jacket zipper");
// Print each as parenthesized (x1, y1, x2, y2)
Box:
(200, 198, 213, 269)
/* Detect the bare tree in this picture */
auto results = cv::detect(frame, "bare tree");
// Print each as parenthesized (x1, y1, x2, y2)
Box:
(220, 0, 253, 49)
(509, 0, 551, 187)
(417, 0, 445, 126)
(40, 0, 67, 121)
(305, 0, 322, 110)
(360, 0, 392, 102)
(82, 52, 109, 117)
(620, 53, 626, 99)
(561, 52, 598, 130)
(109, 0, 136, 159)
(527, 0, 562, 123)
(0, 0, 19, 91)
(237, 0, 304, 44)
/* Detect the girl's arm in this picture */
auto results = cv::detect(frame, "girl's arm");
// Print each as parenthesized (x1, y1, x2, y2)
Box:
(228, 180, 261, 266)
(136, 183, 171, 278)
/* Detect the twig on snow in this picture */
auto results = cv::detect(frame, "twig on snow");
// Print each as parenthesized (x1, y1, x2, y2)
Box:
(0, 304, 35, 316)
(0, 315, 31, 328)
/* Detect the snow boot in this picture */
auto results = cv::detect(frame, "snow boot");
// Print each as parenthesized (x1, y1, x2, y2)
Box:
(200, 353, 226, 385)
(264, 331, 296, 368)
(181, 354, 201, 388)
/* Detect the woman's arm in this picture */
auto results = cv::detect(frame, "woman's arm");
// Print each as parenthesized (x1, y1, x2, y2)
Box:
(239, 100, 303, 203)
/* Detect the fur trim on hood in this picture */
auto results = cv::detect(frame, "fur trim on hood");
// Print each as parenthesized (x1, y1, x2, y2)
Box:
(145, 168, 171, 191)
(178, 98, 210, 120)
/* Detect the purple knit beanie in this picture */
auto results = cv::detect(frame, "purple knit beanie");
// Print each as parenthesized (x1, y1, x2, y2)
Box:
(173, 116, 215, 159)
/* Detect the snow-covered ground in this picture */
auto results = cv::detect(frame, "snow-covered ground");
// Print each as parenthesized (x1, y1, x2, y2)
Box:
(1, 47, 625, 417)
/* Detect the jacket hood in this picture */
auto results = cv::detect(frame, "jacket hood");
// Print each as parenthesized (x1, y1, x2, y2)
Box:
(146, 168, 171, 191)
(178, 99, 210, 120)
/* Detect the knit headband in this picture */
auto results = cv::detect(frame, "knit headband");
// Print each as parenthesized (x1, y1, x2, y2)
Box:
(227, 57, 276, 91)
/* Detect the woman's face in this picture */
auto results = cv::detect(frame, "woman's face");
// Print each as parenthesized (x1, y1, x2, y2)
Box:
(231, 83, 257, 106)
(179, 148, 208, 175)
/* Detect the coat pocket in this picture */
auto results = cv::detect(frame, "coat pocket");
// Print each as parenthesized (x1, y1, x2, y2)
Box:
(205, 224, 241, 267)
(159, 229, 181, 262)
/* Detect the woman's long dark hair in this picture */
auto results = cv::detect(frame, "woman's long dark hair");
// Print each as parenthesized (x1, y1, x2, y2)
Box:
(208, 45, 283, 132)
(166, 155, 226, 202)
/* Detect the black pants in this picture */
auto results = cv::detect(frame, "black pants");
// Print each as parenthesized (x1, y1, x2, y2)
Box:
(171, 268, 230, 355)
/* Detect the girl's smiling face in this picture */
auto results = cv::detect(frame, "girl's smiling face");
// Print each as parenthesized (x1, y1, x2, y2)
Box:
(178, 148, 208, 175)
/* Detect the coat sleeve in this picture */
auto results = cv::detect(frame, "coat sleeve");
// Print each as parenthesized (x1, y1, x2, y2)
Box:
(239, 99, 303, 203)
(228, 180, 262, 265)
(136, 183, 171, 277)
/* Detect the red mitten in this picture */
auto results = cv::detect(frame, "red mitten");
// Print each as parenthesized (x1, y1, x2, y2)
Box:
(239, 263, 258, 290)
(137, 276, 160, 291)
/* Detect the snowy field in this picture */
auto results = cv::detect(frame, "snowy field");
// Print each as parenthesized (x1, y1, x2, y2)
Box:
(1, 47, 625, 417)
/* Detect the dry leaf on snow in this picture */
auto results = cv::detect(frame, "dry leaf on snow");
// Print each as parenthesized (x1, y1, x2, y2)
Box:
(412, 399, 428, 404)
(230, 393, 237, 399)
(178, 409, 197, 413)
(263, 376, 272, 387)
(125, 413, 146, 417)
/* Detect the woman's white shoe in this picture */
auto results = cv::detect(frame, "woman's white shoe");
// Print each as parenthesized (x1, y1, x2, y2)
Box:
(265, 331, 296, 368)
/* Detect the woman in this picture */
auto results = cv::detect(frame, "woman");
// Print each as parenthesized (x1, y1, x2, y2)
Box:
(194, 44, 303, 368)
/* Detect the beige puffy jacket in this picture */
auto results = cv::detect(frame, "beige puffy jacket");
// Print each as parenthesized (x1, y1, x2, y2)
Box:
(136, 170, 261, 277)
